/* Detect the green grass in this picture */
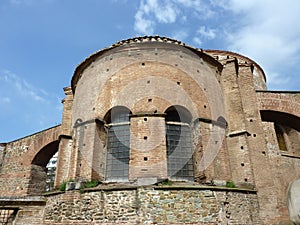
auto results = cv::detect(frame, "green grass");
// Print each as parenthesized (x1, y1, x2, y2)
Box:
(84, 180, 99, 188)
(226, 181, 236, 188)
(58, 181, 67, 191)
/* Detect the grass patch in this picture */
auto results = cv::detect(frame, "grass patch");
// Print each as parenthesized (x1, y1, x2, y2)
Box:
(226, 181, 236, 188)
(161, 180, 173, 186)
(58, 181, 67, 191)
(84, 180, 99, 188)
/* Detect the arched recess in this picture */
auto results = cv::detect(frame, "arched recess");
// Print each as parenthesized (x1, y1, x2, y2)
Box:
(260, 110, 300, 155)
(165, 105, 194, 181)
(28, 140, 59, 195)
(260, 110, 300, 132)
(104, 106, 132, 182)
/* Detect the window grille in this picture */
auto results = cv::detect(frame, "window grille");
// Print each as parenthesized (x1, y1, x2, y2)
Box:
(106, 124, 130, 181)
(166, 123, 194, 181)
(0, 209, 17, 225)
(105, 107, 131, 182)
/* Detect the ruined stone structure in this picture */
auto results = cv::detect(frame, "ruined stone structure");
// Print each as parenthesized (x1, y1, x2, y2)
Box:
(0, 36, 300, 225)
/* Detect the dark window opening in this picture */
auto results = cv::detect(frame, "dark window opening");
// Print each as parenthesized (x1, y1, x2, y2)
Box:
(165, 105, 194, 181)
(105, 106, 131, 182)
(165, 106, 192, 124)
(275, 124, 288, 151)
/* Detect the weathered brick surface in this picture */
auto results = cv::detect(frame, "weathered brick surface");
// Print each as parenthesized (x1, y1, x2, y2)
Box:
(0, 36, 299, 224)
(130, 116, 167, 181)
(257, 91, 300, 118)
(0, 126, 61, 196)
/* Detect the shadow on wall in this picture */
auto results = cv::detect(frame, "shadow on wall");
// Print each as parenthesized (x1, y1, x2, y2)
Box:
(260, 110, 300, 156)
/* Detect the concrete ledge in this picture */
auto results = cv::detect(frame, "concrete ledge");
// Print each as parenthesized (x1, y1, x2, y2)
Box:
(281, 152, 300, 159)
(0, 196, 46, 206)
(43, 182, 257, 195)
(80, 183, 256, 194)
(83, 184, 139, 192)
(228, 130, 251, 137)
(43, 190, 65, 196)
(154, 184, 257, 193)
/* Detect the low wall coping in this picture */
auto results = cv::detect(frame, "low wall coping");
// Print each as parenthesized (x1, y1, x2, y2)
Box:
(81, 183, 257, 193)
(0, 196, 46, 206)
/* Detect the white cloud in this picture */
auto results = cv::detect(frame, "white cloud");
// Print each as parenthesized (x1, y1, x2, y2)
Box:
(216, 0, 300, 89)
(0, 70, 47, 102)
(174, 0, 215, 18)
(0, 97, 11, 104)
(192, 26, 216, 47)
(0, 69, 62, 141)
(134, 0, 179, 34)
(134, 9, 155, 34)
(193, 37, 202, 46)
(171, 30, 189, 41)
(133, 0, 300, 89)
(134, 0, 218, 35)
(196, 26, 216, 39)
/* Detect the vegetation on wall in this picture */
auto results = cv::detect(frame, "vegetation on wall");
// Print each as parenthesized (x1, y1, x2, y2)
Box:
(226, 181, 236, 188)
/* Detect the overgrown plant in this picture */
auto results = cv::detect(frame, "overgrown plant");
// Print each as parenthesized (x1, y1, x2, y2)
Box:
(226, 181, 236, 188)
(161, 179, 173, 186)
(59, 181, 67, 191)
(84, 180, 99, 188)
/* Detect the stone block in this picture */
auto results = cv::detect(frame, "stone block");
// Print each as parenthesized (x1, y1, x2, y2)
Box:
(137, 177, 158, 186)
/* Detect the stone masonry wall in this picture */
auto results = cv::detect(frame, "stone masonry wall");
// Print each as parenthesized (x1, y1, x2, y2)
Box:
(43, 187, 260, 225)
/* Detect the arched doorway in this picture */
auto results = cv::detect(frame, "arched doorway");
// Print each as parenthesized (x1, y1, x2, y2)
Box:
(28, 140, 59, 195)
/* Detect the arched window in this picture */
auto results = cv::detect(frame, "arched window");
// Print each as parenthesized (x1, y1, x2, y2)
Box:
(165, 106, 194, 181)
(105, 106, 131, 182)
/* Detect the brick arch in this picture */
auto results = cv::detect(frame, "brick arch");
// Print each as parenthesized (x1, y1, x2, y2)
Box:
(26, 125, 61, 166)
(257, 92, 300, 119)
(260, 110, 300, 132)
(28, 139, 60, 195)
(28, 141, 60, 195)
(31, 140, 59, 166)
(26, 126, 61, 195)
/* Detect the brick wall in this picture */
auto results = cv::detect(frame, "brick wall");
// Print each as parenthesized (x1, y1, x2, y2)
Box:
(0, 126, 61, 196)
(1, 37, 300, 224)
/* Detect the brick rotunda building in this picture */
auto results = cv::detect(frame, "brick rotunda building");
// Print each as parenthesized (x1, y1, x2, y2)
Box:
(0, 36, 300, 225)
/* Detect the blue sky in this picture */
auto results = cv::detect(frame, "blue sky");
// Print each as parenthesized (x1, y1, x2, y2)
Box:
(1, 0, 300, 142)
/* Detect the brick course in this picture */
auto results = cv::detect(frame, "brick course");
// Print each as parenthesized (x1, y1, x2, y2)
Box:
(0, 36, 299, 224)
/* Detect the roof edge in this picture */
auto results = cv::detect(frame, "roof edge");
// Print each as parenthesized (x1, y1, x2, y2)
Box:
(71, 36, 223, 93)
(204, 49, 266, 81)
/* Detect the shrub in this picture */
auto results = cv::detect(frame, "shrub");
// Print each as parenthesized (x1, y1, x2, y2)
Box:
(84, 180, 99, 188)
(59, 181, 67, 191)
(161, 180, 173, 185)
(226, 181, 236, 188)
